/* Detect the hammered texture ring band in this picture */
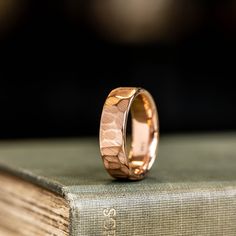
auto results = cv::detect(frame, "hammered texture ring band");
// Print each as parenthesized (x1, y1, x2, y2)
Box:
(99, 87, 159, 180)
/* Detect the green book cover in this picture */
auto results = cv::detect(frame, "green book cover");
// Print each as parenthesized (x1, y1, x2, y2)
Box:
(0, 133, 236, 235)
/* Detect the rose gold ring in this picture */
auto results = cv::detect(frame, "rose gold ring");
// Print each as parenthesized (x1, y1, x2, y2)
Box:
(99, 87, 159, 180)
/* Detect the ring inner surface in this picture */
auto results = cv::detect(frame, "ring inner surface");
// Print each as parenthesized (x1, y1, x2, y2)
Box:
(128, 91, 157, 177)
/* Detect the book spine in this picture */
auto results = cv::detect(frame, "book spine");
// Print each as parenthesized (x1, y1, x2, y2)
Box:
(64, 183, 236, 236)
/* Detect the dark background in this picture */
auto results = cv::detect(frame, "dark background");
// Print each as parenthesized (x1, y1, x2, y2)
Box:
(1, 1, 235, 139)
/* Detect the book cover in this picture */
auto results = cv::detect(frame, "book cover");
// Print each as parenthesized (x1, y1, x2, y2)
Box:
(0, 133, 236, 235)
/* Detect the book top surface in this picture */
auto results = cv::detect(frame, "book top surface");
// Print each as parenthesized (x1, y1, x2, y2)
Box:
(0, 133, 236, 196)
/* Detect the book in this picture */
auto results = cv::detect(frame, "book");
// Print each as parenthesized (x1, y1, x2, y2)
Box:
(0, 133, 236, 235)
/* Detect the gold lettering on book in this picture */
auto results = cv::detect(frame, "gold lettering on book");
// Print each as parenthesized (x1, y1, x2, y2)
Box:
(103, 208, 116, 236)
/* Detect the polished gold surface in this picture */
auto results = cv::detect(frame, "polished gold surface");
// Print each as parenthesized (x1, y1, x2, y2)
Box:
(99, 87, 159, 180)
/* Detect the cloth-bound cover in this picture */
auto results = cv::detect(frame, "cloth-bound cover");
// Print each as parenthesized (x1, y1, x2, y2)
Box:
(0, 133, 236, 235)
